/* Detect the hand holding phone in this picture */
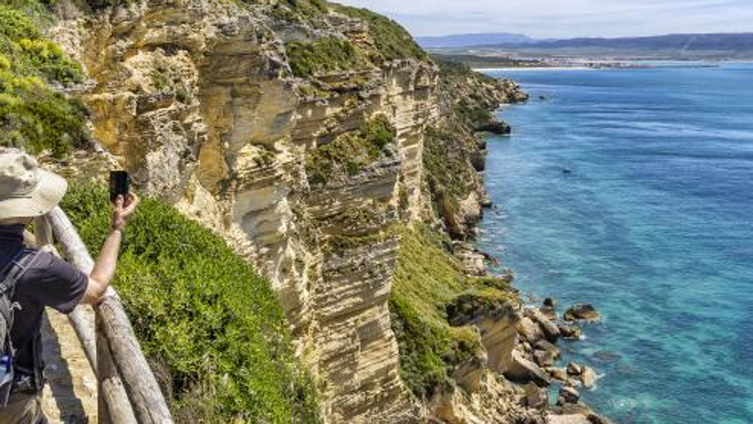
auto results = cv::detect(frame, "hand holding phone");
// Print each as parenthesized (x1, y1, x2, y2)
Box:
(109, 171, 139, 231)
(110, 171, 130, 204)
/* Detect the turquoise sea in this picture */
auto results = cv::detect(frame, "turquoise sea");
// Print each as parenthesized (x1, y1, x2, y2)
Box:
(480, 64, 753, 423)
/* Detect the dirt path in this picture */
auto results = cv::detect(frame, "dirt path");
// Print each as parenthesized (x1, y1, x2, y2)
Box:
(40, 308, 98, 423)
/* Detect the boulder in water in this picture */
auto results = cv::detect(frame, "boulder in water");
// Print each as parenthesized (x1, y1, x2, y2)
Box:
(563, 303, 600, 322)
(581, 366, 597, 389)
(517, 316, 545, 343)
(547, 367, 568, 382)
(505, 350, 551, 387)
(558, 323, 582, 340)
(566, 362, 582, 376)
(541, 306, 558, 322)
(531, 308, 561, 342)
(534, 349, 556, 367)
(534, 339, 560, 358)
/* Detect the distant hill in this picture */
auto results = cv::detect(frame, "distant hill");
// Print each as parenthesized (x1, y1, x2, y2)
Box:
(510, 33, 753, 51)
(428, 32, 753, 60)
(417, 32, 535, 48)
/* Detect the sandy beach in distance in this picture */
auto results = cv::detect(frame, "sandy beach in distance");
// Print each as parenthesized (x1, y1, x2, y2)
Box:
(473, 66, 596, 72)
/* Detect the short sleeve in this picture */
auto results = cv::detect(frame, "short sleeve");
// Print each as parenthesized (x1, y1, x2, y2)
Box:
(21, 252, 88, 314)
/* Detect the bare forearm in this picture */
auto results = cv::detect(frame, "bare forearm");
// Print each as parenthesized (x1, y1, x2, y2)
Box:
(90, 228, 122, 293)
(80, 192, 139, 305)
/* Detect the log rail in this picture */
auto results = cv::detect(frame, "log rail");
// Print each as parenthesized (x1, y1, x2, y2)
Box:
(29, 207, 173, 424)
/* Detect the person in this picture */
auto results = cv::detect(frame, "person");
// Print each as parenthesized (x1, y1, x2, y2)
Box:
(0, 149, 139, 424)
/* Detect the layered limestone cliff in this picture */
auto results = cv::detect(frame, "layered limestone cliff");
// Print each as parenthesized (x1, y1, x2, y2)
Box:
(45, 0, 533, 422)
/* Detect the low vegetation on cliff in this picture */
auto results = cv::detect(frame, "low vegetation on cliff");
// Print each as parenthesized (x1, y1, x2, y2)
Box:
(333, 5, 427, 63)
(391, 224, 515, 398)
(423, 126, 479, 237)
(62, 185, 320, 423)
(283, 1, 427, 78)
(421, 59, 526, 238)
(0, 4, 88, 156)
(437, 59, 503, 129)
(287, 36, 365, 78)
(306, 114, 397, 185)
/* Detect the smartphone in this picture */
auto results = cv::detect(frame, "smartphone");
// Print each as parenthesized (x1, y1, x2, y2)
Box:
(109, 171, 130, 203)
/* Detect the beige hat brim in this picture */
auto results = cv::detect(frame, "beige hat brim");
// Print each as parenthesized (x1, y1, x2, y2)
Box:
(0, 169, 68, 220)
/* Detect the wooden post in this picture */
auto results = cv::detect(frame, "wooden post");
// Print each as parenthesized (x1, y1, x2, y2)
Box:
(67, 309, 98, 375)
(97, 299, 172, 423)
(33, 216, 53, 247)
(97, 314, 137, 424)
(47, 207, 174, 424)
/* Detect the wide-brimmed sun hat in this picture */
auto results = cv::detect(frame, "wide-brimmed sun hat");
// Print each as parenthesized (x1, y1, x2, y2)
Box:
(0, 148, 68, 220)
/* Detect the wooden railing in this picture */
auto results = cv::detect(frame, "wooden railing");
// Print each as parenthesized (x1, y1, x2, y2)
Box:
(28, 208, 173, 424)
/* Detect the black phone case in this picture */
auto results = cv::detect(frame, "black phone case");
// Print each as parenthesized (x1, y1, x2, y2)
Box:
(110, 171, 130, 202)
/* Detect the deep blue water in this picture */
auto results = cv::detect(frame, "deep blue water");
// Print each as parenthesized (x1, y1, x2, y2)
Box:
(479, 64, 753, 423)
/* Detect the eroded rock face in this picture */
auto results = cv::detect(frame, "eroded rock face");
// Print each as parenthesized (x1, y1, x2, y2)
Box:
(547, 413, 591, 424)
(476, 311, 519, 373)
(53, 2, 421, 421)
(50, 1, 526, 422)
(429, 371, 544, 424)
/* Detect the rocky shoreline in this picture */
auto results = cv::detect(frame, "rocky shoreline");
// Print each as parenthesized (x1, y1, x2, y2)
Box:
(511, 298, 611, 423)
(456, 233, 613, 423)
(455, 91, 614, 422)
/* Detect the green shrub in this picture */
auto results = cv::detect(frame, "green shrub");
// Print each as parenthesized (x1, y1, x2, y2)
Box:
(305, 114, 396, 185)
(0, 5, 89, 156)
(454, 99, 493, 127)
(0, 0, 56, 22)
(423, 127, 473, 204)
(61, 185, 320, 423)
(334, 5, 427, 63)
(286, 37, 365, 78)
(282, 4, 427, 79)
(434, 57, 497, 85)
(244, 0, 329, 24)
(390, 224, 515, 398)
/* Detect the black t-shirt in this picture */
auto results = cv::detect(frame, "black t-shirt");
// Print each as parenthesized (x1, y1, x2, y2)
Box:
(0, 224, 88, 374)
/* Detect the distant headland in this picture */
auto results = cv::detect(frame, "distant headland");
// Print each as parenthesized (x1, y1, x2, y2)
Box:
(420, 32, 753, 68)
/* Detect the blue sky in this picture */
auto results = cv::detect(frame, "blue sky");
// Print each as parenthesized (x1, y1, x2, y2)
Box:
(335, 0, 753, 38)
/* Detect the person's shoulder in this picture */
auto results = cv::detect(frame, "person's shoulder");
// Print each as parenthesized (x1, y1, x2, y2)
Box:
(16, 249, 88, 312)
(26, 249, 58, 267)
(23, 249, 83, 282)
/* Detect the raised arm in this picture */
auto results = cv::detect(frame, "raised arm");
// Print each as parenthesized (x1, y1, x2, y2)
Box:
(80, 193, 140, 304)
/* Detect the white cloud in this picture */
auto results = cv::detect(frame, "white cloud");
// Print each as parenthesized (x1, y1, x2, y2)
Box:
(334, 0, 753, 37)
